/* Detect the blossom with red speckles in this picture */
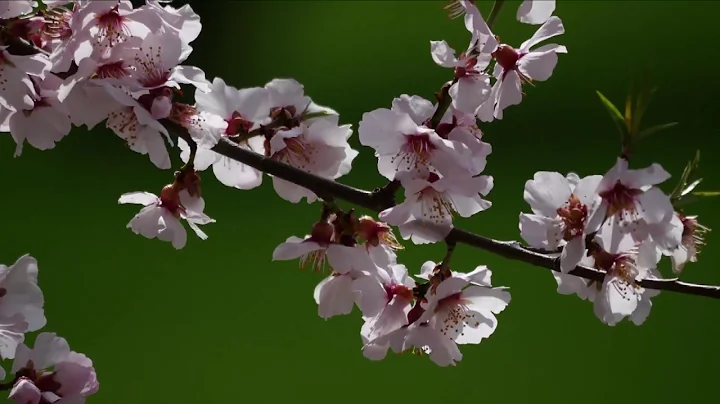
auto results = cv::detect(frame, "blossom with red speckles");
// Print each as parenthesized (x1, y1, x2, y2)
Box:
(477, 16, 567, 121)
(0, 255, 45, 362)
(10, 332, 98, 404)
(118, 187, 215, 249)
(430, 39, 492, 114)
(553, 220, 663, 326)
(3, 75, 72, 157)
(586, 158, 676, 240)
(177, 77, 271, 189)
(358, 105, 476, 181)
(380, 168, 493, 244)
(519, 171, 602, 272)
(268, 119, 358, 203)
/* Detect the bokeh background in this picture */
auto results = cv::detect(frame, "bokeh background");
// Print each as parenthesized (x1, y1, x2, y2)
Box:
(2, 1, 720, 403)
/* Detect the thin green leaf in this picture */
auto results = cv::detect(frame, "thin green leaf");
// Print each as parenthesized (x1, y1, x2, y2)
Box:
(691, 191, 720, 197)
(637, 122, 678, 141)
(632, 86, 657, 138)
(681, 178, 703, 196)
(624, 93, 633, 134)
(670, 150, 700, 199)
(596, 91, 626, 143)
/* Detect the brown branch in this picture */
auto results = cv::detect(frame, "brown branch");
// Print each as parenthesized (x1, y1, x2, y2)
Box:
(163, 120, 720, 300)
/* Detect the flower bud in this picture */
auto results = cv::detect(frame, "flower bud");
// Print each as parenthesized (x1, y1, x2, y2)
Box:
(159, 184, 181, 215)
(310, 220, 334, 245)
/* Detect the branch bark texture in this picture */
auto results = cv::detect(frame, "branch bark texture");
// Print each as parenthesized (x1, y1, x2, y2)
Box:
(164, 121, 720, 300)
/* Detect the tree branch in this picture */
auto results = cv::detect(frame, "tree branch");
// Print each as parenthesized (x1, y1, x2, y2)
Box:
(162, 121, 720, 300)
(5, 4, 718, 300)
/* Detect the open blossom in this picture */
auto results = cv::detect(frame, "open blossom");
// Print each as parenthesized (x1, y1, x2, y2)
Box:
(354, 264, 415, 323)
(103, 84, 174, 169)
(586, 158, 678, 247)
(70, 0, 164, 63)
(477, 16, 567, 121)
(418, 267, 510, 344)
(517, 0, 556, 24)
(10, 332, 99, 403)
(358, 106, 474, 181)
(519, 172, 602, 272)
(269, 119, 358, 203)
(391, 94, 492, 175)
(364, 264, 510, 367)
(118, 186, 214, 249)
(554, 221, 661, 326)
(272, 220, 378, 273)
(265, 78, 339, 125)
(0, 255, 46, 360)
(0, 46, 52, 112)
(667, 214, 709, 274)
(119, 30, 209, 94)
(380, 169, 492, 244)
(144, 0, 201, 61)
(430, 40, 491, 114)
(3, 75, 72, 157)
(178, 77, 271, 189)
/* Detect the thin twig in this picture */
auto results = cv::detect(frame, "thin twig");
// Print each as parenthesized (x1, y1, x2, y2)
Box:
(163, 120, 720, 300)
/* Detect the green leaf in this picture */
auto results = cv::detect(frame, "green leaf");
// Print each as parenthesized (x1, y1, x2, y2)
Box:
(670, 150, 701, 200)
(681, 178, 703, 196)
(631, 85, 658, 138)
(596, 91, 626, 144)
(691, 191, 720, 197)
(637, 122, 678, 141)
(624, 93, 633, 134)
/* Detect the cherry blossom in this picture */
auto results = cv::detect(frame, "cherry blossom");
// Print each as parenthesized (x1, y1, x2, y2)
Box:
(517, 0, 556, 25)
(430, 40, 491, 114)
(477, 16, 567, 121)
(0, 46, 52, 111)
(11, 332, 99, 403)
(118, 187, 214, 249)
(268, 119, 357, 203)
(0, 254, 45, 360)
(119, 30, 209, 94)
(667, 214, 709, 274)
(390, 94, 492, 175)
(103, 83, 175, 169)
(554, 221, 662, 326)
(355, 263, 415, 325)
(265, 78, 339, 125)
(70, 0, 164, 63)
(3, 74, 72, 157)
(380, 169, 492, 244)
(177, 77, 271, 188)
(519, 172, 602, 272)
(358, 106, 474, 180)
(144, 1, 201, 61)
(416, 266, 510, 344)
(586, 158, 676, 241)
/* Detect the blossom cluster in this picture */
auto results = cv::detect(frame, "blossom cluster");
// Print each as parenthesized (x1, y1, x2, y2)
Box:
(0, 0, 713, 394)
(0, 255, 97, 403)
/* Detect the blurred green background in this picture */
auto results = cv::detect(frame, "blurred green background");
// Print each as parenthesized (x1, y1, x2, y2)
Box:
(2, 1, 719, 403)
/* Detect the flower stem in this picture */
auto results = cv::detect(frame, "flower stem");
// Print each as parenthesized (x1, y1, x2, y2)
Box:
(486, 0, 506, 29)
